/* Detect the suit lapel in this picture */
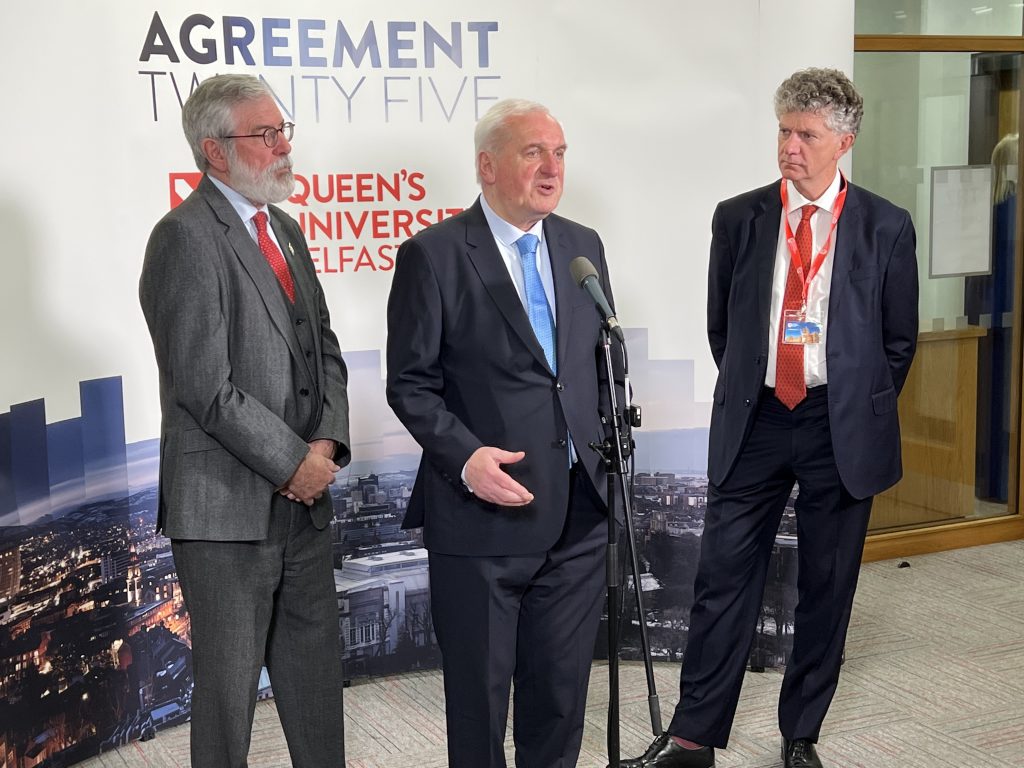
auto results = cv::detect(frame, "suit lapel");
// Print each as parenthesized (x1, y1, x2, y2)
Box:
(199, 178, 305, 369)
(464, 202, 553, 373)
(755, 182, 784, 352)
(546, 218, 575, 375)
(829, 183, 861, 316)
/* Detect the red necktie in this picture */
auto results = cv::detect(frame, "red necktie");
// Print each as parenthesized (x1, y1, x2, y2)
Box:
(775, 204, 816, 410)
(252, 211, 295, 303)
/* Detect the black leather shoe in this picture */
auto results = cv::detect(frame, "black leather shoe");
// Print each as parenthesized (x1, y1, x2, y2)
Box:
(782, 738, 823, 768)
(613, 732, 715, 767)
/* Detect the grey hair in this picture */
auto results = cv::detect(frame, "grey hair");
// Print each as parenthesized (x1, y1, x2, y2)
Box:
(774, 68, 864, 136)
(182, 74, 273, 171)
(474, 98, 558, 183)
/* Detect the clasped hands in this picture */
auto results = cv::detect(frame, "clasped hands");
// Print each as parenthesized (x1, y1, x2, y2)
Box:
(279, 439, 339, 506)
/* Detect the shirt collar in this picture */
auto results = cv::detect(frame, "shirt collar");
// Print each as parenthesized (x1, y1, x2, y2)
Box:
(785, 170, 843, 215)
(478, 193, 545, 247)
(208, 174, 270, 226)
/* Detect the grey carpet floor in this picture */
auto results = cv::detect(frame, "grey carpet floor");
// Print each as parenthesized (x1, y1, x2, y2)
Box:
(80, 540, 1024, 767)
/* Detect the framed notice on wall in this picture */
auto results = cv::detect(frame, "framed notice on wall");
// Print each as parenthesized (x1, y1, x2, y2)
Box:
(929, 164, 993, 278)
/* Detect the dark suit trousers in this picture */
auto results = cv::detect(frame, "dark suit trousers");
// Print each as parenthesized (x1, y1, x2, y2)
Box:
(669, 386, 872, 748)
(428, 468, 608, 768)
(172, 496, 345, 768)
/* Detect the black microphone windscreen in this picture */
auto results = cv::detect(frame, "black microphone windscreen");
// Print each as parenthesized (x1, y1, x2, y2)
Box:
(570, 256, 599, 287)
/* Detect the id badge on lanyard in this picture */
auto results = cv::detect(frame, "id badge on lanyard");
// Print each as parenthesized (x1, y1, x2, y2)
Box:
(780, 177, 848, 346)
(782, 309, 822, 345)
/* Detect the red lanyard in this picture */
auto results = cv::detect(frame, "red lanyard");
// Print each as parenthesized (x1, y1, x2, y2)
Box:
(780, 176, 847, 307)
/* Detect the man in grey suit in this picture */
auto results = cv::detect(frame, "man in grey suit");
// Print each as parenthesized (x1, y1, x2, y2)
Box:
(140, 74, 350, 768)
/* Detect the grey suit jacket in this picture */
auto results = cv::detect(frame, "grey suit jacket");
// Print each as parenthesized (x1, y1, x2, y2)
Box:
(140, 175, 350, 540)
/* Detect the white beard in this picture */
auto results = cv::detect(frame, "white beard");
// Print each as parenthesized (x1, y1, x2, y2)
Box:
(228, 154, 295, 205)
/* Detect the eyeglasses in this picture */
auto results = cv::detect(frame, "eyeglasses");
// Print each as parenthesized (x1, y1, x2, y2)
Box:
(221, 122, 295, 148)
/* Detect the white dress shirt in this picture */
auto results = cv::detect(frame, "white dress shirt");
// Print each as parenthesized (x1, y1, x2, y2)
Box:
(208, 175, 287, 256)
(461, 195, 572, 488)
(478, 194, 557, 317)
(765, 172, 843, 388)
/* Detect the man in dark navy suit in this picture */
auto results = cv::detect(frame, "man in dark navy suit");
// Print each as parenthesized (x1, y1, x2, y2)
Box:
(624, 68, 919, 768)
(386, 99, 618, 768)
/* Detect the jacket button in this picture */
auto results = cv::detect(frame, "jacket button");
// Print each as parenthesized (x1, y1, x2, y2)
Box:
(300, 388, 310, 396)
(744, 398, 751, 407)
(555, 382, 565, 391)
(557, 439, 567, 448)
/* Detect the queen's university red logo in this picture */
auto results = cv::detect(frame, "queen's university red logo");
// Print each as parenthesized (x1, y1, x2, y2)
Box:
(169, 173, 203, 208)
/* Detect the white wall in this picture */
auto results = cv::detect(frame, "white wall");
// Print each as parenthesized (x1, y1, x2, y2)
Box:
(0, 0, 854, 443)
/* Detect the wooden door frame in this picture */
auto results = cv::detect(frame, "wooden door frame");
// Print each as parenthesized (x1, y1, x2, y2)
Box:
(855, 34, 1024, 561)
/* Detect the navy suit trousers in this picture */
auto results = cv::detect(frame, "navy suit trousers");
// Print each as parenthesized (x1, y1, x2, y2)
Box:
(428, 468, 608, 768)
(670, 386, 872, 747)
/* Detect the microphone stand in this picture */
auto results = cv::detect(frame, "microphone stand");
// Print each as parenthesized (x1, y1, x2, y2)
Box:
(591, 325, 661, 767)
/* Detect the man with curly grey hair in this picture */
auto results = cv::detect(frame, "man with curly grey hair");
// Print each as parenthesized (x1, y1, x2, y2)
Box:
(622, 68, 918, 768)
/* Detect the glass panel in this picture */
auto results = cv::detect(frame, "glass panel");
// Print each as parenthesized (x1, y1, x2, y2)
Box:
(853, 50, 1021, 532)
(856, 0, 1023, 36)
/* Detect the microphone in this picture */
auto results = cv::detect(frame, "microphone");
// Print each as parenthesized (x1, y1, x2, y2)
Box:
(570, 256, 624, 341)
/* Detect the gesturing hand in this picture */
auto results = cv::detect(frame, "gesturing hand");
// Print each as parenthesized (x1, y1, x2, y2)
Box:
(464, 447, 533, 506)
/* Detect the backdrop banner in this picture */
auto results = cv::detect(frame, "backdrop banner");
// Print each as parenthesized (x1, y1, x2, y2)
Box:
(0, 1, 851, 764)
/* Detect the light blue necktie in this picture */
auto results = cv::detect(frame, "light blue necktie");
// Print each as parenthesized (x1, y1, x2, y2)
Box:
(515, 233, 557, 373)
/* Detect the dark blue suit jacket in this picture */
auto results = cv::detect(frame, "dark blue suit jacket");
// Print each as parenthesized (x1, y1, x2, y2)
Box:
(707, 180, 919, 500)
(385, 199, 616, 555)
